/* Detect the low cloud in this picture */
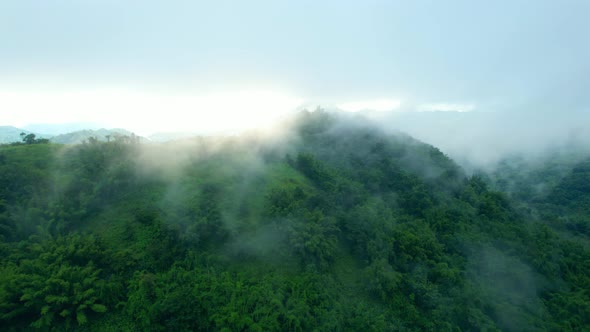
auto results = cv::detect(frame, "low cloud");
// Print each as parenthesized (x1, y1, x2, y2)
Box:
(337, 99, 401, 112)
(418, 103, 475, 112)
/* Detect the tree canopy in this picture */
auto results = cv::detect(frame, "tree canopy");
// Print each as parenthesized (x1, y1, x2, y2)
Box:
(1, 111, 589, 331)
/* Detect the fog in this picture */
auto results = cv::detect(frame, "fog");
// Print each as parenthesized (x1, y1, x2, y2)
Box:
(363, 109, 590, 171)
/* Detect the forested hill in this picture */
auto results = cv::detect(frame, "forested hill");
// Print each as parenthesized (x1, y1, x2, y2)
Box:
(1, 111, 589, 331)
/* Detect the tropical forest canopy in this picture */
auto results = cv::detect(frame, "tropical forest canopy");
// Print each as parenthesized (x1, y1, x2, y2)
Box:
(1, 110, 589, 331)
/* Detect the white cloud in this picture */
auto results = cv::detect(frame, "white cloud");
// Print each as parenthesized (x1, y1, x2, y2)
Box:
(337, 99, 401, 112)
(419, 102, 475, 112)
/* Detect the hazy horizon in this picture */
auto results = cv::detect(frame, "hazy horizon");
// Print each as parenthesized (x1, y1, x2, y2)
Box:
(2, 1, 589, 133)
(2, 1, 590, 169)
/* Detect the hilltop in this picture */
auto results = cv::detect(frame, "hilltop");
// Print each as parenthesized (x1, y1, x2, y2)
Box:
(0, 111, 589, 331)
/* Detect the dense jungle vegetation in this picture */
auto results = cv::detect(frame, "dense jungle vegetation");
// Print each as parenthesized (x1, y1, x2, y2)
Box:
(1, 111, 589, 331)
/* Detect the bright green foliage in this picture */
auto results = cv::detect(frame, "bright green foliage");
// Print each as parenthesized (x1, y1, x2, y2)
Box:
(0, 234, 122, 330)
(286, 210, 339, 269)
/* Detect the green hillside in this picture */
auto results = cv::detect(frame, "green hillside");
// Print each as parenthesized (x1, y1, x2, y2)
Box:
(1, 111, 589, 331)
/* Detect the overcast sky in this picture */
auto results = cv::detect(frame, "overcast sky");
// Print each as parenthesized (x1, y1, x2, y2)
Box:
(1, 0, 588, 134)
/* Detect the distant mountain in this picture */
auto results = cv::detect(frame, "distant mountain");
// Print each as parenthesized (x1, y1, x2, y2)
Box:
(0, 126, 28, 144)
(0, 126, 50, 144)
(49, 128, 143, 144)
(22, 122, 103, 136)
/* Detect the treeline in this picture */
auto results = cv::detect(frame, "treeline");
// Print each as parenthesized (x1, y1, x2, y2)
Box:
(1, 111, 589, 331)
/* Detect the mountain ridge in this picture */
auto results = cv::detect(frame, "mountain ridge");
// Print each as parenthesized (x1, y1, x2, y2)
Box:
(0, 110, 588, 330)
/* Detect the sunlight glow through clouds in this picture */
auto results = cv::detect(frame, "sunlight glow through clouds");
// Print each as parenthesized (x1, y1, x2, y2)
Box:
(1, 90, 303, 135)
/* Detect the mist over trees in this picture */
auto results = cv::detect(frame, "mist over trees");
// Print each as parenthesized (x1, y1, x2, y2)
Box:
(365, 109, 590, 171)
(0, 110, 589, 331)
